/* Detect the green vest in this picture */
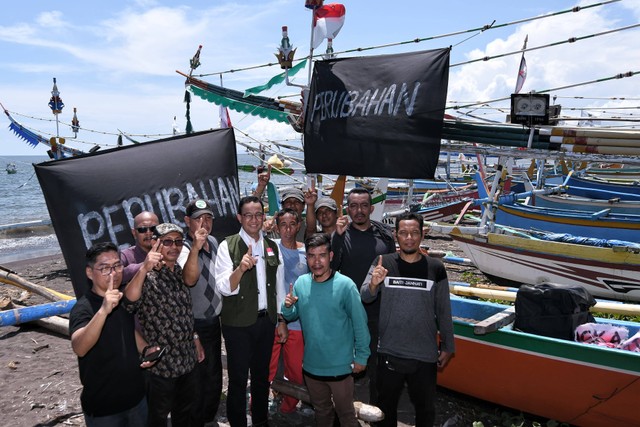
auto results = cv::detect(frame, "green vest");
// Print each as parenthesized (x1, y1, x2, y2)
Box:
(220, 234, 280, 327)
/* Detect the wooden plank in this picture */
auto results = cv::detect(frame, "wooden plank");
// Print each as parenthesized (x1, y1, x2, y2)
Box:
(473, 306, 516, 335)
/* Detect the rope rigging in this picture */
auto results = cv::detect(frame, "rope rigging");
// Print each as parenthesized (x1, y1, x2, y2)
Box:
(194, 0, 621, 78)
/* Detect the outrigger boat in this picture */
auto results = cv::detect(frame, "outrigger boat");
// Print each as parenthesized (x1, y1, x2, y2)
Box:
(565, 173, 640, 200)
(444, 225, 640, 302)
(491, 202, 640, 241)
(531, 191, 640, 215)
(439, 296, 640, 427)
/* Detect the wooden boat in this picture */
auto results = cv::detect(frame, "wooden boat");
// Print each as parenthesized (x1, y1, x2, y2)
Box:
(531, 192, 640, 215)
(356, 177, 470, 198)
(566, 173, 640, 200)
(586, 166, 640, 180)
(446, 226, 640, 302)
(492, 202, 640, 241)
(384, 198, 474, 227)
(439, 296, 640, 427)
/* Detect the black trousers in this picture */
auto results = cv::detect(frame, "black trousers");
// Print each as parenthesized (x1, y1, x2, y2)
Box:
(147, 368, 198, 427)
(222, 316, 275, 427)
(375, 354, 438, 427)
(193, 317, 223, 426)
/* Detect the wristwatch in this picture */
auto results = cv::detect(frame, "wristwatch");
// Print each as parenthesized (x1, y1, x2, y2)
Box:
(193, 333, 200, 340)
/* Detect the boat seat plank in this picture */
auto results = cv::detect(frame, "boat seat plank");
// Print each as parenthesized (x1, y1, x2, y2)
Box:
(473, 306, 516, 335)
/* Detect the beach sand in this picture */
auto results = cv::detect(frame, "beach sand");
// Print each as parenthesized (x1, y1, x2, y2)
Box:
(0, 233, 542, 427)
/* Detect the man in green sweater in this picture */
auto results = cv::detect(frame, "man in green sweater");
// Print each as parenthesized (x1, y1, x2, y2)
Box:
(282, 233, 370, 427)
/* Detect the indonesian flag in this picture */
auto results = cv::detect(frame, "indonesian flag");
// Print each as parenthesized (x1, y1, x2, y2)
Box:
(312, 4, 346, 49)
(219, 106, 232, 129)
(514, 55, 527, 94)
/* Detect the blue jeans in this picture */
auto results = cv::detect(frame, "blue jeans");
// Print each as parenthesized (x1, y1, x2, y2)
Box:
(84, 397, 147, 427)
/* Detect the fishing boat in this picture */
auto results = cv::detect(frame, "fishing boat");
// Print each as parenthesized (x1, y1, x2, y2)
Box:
(6, 163, 17, 174)
(492, 202, 640, 241)
(439, 296, 640, 427)
(445, 226, 640, 302)
(531, 191, 640, 215)
(565, 173, 640, 200)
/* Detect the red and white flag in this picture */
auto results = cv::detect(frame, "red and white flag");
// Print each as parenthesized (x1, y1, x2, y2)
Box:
(219, 106, 232, 129)
(312, 4, 346, 49)
(514, 55, 527, 94)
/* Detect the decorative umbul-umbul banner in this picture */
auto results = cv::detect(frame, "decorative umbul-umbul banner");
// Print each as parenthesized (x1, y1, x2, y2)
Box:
(304, 48, 450, 179)
(34, 129, 240, 298)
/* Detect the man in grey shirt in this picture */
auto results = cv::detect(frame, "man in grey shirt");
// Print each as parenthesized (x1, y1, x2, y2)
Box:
(361, 212, 454, 427)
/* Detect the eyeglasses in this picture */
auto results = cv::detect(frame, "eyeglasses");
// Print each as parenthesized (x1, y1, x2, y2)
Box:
(160, 239, 184, 247)
(136, 226, 157, 233)
(397, 230, 422, 238)
(94, 263, 124, 276)
(242, 212, 264, 220)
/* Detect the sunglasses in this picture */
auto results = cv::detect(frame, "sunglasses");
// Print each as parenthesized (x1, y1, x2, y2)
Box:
(159, 238, 184, 247)
(136, 226, 157, 233)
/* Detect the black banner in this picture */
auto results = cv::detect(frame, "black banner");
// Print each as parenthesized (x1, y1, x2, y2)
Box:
(34, 129, 240, 297)
(304, 48, 450, 179)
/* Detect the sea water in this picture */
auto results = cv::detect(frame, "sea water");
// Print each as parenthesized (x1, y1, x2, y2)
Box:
(0, 153, 303, 263)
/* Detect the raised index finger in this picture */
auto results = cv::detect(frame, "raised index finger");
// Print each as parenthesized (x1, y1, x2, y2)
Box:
(152, 238, 162, 252)
(377, 255, 383, 267)
(107, 273, 114, 291)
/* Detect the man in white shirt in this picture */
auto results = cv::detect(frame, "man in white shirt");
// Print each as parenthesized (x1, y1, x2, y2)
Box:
(214, 195, 285, 427)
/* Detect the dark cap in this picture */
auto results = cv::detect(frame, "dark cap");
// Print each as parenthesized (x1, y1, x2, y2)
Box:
(154, 223, 184, 238)
(280, 187, 304, 203)
(186, 199, 214, 219)
(315, 197, 337, 212)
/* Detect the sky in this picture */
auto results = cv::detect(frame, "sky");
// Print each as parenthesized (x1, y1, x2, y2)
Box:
(1, 0, 639, 156)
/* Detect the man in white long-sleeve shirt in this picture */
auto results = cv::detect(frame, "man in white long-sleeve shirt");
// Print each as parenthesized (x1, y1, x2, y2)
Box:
(214, 195, 284, 427)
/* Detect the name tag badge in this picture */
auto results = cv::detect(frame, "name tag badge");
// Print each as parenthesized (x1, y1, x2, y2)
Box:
(387, 277, 434, 291)
(266, 247, 275, 258)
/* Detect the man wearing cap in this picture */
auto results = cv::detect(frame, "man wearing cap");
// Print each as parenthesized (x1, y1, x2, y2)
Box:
(305, 196, 338, 237)
(178, 199, 223, 426)
(214, 196, 285, 427)
(120, 211, 159, 283)
(124, 223, 205, 427)
(279, 187, 308, 242)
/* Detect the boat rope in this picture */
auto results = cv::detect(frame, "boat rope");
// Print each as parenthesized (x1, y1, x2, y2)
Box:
(4, 109, 176, 139)
(449, 23, 640, 68)
(194, 0, 619, 78)
(16, 171, 37, 189)
(554, 95, 640, 101)
(448, 70, 640, 111)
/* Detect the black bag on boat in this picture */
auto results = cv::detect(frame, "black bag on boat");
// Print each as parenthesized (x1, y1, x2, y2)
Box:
(513, 283, 596, 340)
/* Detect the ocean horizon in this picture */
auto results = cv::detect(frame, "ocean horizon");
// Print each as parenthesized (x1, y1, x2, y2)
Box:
(0, 153, 300, 264)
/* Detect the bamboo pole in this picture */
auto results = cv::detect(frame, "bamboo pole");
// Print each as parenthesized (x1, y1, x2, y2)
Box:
(0, 270, 74, 301)
(450, 284, 640, 317)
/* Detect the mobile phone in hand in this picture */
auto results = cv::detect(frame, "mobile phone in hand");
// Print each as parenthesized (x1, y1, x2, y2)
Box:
(142, 346, 166, 363)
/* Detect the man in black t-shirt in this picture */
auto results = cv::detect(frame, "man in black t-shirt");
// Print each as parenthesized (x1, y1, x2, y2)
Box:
(331, 187, 396, 405)
(70, 242, 150, 426)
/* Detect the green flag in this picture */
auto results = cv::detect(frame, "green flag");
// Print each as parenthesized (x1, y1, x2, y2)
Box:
(243, 59, 307, 97)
